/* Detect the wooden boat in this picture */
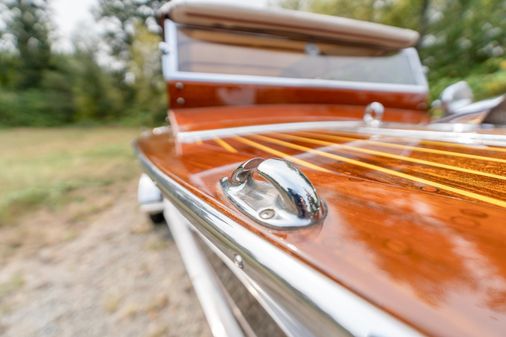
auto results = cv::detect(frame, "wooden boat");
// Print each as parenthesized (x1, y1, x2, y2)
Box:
(135, 1, 506, 336)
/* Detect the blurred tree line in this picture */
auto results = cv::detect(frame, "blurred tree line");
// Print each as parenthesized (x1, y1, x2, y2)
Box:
(280, 0, 506, 100)
(0, 0, 166, 126)
(0, 0, 504, 127)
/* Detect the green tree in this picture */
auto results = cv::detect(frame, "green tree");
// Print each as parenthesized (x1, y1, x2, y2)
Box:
(309, 0, 379, 21)
(421, 0, 505, 76)
(0, 0, 76, 126)
(0, 52, 19, 88)
(125, 23, 166, 124)
(95, 0, 165, 64)
(279, 0, 429, 30)
(276, 0, 309, 10)
(1, 0, 168, 126)
(5, 0, 52, 89)
(418, 0, 506, 99)
(70, 47, 124, 122)
(277, 0, 506, 100)
(95, 0, 167, 124)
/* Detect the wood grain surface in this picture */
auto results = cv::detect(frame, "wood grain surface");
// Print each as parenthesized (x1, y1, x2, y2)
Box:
(137, 125, 506, 337)
(170, 104, 429, 133)
(168, 81, 429, 112)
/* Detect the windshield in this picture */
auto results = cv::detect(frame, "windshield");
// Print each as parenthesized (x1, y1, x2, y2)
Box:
(175, 26, 422, 86)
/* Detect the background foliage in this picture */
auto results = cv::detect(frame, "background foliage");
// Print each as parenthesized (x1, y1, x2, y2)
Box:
(0, 0, 504, 127)
(279, 0, 506, 101)
(0, 0, 165, 127)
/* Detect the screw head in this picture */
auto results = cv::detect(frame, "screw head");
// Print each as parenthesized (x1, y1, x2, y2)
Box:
(259, 208, 275, 220)
(233, 254, 244, 269)
(176, 97, 185, 105)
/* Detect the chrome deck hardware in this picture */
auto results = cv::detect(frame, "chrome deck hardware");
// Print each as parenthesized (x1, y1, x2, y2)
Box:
(363, 102, 384, 127)
(220, 158, 326, 229)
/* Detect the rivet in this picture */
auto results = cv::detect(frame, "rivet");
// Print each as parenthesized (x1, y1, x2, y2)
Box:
(259, 208, 275, 219)
(159, 42, 170, 55)
(233, 254, 244, 269)
(175, 82, 184, 90)
(176, 97, 185, 105)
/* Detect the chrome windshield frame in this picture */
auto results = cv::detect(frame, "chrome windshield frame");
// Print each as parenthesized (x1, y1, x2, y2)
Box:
(162, 20, 428, 94)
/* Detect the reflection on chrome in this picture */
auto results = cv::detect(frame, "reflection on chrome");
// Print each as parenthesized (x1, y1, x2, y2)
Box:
(221, 158, 327, 229)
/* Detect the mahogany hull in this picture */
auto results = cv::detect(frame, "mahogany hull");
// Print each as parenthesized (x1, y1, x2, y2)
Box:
(137, 122, 506, 337)
(170, 104, 429, 133)
(168, 81, 429, 113)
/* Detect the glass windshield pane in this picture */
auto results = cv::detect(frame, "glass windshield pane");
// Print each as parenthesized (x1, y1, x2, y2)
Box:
(176, 26, 420, 85)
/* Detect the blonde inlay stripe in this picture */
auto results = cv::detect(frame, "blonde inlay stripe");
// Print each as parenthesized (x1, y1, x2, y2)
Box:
(420, 139, 506, 153)
(276, 133, 506, 181)
(251, 134, 506, 209)
(312, 132, 506, 154)
(214, 137, 238, 153)
(234, 136, 331, 173)
(302, 131, 506, 164)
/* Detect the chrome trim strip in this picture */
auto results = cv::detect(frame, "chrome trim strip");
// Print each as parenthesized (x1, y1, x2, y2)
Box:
(217, 281, 259, 337)
(164, 202, 245, 337)
(167, 71, 428, 94)
(176, 121, 362, 143)
(163, 20, 428, 94)
(176, 121, 506, 147)
(134, 142, 425, 337)
(353, 126, 506, 147)
(184, 210, 310, 337)
(167, 200, 288, 337)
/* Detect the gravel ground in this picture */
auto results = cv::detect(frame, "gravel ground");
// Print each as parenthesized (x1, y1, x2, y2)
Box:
(0, 181, 211, 337)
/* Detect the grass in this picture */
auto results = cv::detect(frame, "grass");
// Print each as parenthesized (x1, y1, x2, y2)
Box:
(0, 127, 142, 227)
